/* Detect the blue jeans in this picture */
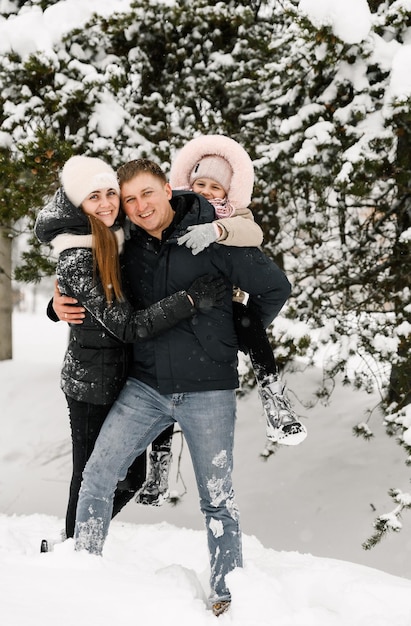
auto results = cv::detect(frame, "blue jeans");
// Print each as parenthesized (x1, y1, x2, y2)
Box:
(75, 378, 242, 602)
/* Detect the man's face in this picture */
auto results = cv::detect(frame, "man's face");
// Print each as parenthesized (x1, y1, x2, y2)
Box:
(121, 172, 174, 239)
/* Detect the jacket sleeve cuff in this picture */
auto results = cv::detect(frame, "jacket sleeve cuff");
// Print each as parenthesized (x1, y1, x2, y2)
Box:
(214, 221, 227, 241)
(47, 298, 59, 322)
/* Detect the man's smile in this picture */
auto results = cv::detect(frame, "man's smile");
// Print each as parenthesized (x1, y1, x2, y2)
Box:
(139, 210, 155, 218)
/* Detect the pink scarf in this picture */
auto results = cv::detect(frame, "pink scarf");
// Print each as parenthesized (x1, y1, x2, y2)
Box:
(208, 197, 235, 219)
(175, 186, 235, 218)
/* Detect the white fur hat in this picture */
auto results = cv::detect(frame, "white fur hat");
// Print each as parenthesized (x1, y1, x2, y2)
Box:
(61, 155, 120, 208)
(169, 134, 254, 210)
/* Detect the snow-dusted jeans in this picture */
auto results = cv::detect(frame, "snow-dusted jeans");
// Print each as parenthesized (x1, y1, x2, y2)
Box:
(75, 377, 242, 603)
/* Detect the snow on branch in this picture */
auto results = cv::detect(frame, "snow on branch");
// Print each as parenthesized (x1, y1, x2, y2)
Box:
(363, 488, 411, 549)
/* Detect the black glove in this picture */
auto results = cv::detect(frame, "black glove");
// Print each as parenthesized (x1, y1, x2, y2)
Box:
(187, 275, 226, 310)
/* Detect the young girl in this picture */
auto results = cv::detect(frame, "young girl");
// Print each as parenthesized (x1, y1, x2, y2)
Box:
(135, 135, 307, 506)
(34, 155, 225, 543)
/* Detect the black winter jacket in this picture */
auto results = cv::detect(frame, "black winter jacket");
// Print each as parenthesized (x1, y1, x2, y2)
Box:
(122, 191, 292, 394)
(35, 189, 197, 405)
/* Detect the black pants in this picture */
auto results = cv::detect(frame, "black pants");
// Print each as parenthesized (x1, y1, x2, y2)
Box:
(65, 396, 146, 538)
(232, 300, 278, 380)
(151, 301, 278, 453)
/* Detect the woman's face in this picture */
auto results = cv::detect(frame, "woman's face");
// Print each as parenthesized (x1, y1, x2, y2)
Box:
(81, 188, 120, 227)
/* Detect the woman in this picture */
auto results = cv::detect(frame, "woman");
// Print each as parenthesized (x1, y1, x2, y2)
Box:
(34, 155, 224, 542)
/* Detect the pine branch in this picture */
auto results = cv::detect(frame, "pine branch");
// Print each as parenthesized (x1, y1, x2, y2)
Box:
(353, 422, 374, 440)
(260, 439, 280, 460)
(362, 488, 411, 550)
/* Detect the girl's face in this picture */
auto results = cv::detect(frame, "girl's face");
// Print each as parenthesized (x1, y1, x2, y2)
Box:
(192, 177, 226, 201)
(81, 188, 120, 227)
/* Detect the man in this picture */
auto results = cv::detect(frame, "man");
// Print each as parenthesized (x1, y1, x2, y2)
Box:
(54, 159, 291, 616)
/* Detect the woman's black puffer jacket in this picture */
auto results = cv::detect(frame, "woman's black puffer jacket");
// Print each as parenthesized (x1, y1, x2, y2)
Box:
(35, 188, 195, 405)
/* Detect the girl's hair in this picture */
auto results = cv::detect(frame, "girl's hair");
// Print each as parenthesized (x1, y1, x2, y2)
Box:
(88, 215, 123, 304)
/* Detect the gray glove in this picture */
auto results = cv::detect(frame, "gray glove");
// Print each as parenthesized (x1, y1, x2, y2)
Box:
(178, 223, 218, 255)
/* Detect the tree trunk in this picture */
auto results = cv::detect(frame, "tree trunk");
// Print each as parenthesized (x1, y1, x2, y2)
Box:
(0, 227, 12, 360)
(389, 121, 411, 408)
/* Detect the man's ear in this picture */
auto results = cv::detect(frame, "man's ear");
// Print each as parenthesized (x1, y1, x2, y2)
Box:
(165, 182, 173, 199)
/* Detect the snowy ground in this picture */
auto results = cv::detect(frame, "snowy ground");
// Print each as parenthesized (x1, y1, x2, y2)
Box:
(1, 294, 411, 624)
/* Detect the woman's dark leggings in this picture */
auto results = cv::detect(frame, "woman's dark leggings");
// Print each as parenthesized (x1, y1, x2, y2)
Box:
(151, 300, 278, 454)
(65, 396, 146, 538)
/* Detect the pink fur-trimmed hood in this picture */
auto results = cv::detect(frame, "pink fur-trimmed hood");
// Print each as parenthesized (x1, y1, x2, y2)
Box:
(169, 134, 254, 211)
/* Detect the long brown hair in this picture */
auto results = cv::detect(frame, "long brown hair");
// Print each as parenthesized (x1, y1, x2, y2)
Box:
(88, 215, 123, 304)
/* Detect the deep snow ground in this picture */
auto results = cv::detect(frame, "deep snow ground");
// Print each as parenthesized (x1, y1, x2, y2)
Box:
(1, 304, 411, 625)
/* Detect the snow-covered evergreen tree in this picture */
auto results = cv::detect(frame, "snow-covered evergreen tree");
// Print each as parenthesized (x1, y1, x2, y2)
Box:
(252, 0, 411, 544)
